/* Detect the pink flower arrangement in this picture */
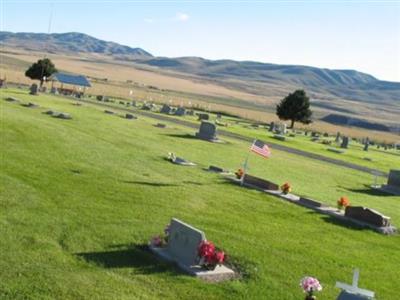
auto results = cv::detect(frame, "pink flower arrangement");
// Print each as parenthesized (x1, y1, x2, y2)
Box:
(300, 277, 322, 299)
(197, 240, 225, 270)
(149, 224, 171, 248)
(150, 235, 164, 247)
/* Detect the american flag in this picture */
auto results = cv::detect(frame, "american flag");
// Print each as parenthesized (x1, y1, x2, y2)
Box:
(250, 139, 271, 158)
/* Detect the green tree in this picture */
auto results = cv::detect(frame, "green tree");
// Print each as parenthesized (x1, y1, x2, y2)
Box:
(25, 58, 57, 87)
(276, 89, 313, 128)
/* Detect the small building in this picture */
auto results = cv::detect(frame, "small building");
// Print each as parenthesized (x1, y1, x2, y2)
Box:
(49, 72, 91, 97)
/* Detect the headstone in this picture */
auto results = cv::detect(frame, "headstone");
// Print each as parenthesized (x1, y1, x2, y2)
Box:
(29, 84, 38, 95)
(141, 103, 153, 110)
(363, 138, 370, 151)
(149, 218, 235, 280)
(274, 123, 287, 135)
(160, 104, 172, 114)
(195, 121, 218, 141)
(282, 123, 287, 134)
(197, 113, 209, 121)
(242, 174, 279, 191)
(375, 169, 400, 196)
(22, 102, 38, 108)
(269, 122, 275, 132)
(336, 269, 375, 299)
(387, 169, 400, 187)
(345, 206, 391, 227)
(335, 132, 341, 143)
(175, 107, 186, 116)
(208, 165, 225, 173)
(44, 110, 56, 115)
(55, 113, 72, 120)
(167, 219, 205, 265)
(341, 136, 349, 149)
(125, 113, 137, 120)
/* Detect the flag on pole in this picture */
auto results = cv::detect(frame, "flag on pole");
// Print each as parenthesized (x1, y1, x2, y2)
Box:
(250, 139, 271, 158)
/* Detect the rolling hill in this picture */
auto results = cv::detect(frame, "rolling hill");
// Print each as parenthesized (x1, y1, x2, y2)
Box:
(0, 31, 153, 59)
(137, 56, 400, 105)
(1, 31, 399, 133)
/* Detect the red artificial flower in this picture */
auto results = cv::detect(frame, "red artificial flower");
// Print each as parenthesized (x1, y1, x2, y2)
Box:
(198, 241, 215, 258)
(213, 251, 225, 264)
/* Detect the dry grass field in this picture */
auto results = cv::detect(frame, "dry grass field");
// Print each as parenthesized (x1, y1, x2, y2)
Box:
(1, 47, 399, 142)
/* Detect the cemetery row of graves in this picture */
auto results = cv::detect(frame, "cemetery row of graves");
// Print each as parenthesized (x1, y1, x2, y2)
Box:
(1, 87, 400, 299)
(84, 91, 399, 174)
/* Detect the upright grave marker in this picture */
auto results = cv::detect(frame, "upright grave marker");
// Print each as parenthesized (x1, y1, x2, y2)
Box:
(149, 218, 234, 280)
(29, 84, 38, 95)
(197, 113, 209, 121)
(175, 107, 186, 116)
(363, 137, 370, 151)
(341, 136, 349, 149)
(269, 121, 275, 132)
(196, 121, 218, 142)
(378, 169, 400, 195)
(160, 104, 172, 114)
(336, 269, 375, 299)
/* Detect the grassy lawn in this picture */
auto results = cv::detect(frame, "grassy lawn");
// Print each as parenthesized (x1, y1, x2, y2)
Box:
(81, 96, 400, 174)
(1, 89, 399, 299)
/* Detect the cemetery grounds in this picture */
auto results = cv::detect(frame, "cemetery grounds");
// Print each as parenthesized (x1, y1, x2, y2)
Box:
(1, 88, 400, 299)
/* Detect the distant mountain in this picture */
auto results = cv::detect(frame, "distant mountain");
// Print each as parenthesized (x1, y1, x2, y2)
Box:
(137, 57, 400, 104)
(1, 31, 399, 107)
(0, 31, 153, 59)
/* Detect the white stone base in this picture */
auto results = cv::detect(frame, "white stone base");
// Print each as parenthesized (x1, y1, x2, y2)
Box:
(149, 246, 235, 281)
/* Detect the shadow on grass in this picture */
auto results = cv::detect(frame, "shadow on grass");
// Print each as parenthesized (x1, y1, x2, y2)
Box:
(76, 244, 176, 275)
(303, 211, 371, 232)
(120, 180, 179, 187)
(340, 184, 393, 197)
(164, 133, 197, 140)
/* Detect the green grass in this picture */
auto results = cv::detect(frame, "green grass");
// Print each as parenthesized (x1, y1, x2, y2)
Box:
(82, 96, 400, 174)
(1, 89, 399, 299)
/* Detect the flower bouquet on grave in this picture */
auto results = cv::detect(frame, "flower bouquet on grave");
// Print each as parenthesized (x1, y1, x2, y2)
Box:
(300, 276, 322, 300)
(337, 196, 350, 211)
(197, 240, 225, 271)
(281, 182, 291, 194)
(149, 224, 171, 248)
(235, 168, 244, 179)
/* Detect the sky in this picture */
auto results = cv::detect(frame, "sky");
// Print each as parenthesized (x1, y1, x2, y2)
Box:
(1, 0, 400, 82)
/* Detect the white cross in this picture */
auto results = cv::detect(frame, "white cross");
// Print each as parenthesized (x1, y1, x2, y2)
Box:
(336, 269, 375, 298)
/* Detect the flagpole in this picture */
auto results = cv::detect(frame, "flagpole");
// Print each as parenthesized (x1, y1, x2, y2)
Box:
(241, 139, 255, 186)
